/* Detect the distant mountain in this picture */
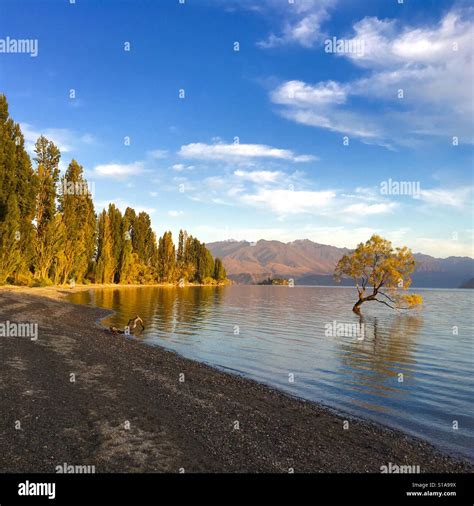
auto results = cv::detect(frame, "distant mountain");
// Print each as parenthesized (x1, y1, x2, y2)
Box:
(207, 239, 474, 288)
(459, 277, 474, 289)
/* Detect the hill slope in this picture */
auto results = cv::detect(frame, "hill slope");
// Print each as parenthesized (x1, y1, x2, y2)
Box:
(207, 239, 474, 288)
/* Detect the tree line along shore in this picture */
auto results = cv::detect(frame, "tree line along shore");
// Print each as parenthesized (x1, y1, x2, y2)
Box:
(0, 94, 228, 287)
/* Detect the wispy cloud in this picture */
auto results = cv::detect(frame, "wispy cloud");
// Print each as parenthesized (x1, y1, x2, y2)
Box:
(187, 166, 400, 219)
(178, 141, 316, 162)
(95, 198, 156, 215)
(418, 187, 473, 209)
(406, 236, 474, 258)
(271, 80, 347, 106)
(240, 188, 336, 215)
(234, 170, 283, 183)
(341, 202, 397, 217)
(171, 163, 194, 172)
(147, 149, 169, 159)
(253, 0, 337, 49)
(269, 9, 474, 147)
(94, 161, 145, 179)
(20, 123, 96, 154)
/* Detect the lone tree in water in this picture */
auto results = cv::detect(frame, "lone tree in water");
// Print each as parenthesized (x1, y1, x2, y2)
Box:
(334, 235, 423, 314)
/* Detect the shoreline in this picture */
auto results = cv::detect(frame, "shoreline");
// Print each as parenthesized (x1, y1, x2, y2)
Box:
(0, 287, 471, 473)
(0, 280, 232, 291)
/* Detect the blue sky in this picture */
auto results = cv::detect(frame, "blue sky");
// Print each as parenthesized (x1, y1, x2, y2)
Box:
(1, 0, 473, 257)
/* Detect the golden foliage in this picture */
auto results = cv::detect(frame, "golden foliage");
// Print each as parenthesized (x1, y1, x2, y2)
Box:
(335, 234, 422, 312)
(401, 294, 424, 308)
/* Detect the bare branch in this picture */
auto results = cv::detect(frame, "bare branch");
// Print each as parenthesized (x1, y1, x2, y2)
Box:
(374, 298, 412, 311)
(378, 291, 397, 303)
(373, 298, 396, 310)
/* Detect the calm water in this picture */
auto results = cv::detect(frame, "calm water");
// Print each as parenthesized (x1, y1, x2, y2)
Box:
(69, 286, 474, 461)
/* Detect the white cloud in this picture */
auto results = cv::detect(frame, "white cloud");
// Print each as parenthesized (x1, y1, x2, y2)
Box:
(204, 176, 227, 190)
(234, 170, 283, 183)
(94, 161, 144, 179)
(270, 80, 383, 141)
(171, 163, 194, 172)
(178, 141, 315, 163)
(95, 198, 155, 215)
(280, 105, 382, 140)
(406, 236, 474, 258)
(240, 188, 336, 215)
(168, 210, 184, 217)
(344, 12, 469, 68)
(342, 202, 397, 216)
(271, 80, 347, 106)
(418, 187, 473, 209)
(237, 192, 396, 221)
(269, 9, 474, 146)
(147, 149, 168, 159)
(80, 133, 96, 144)
(255, 0, 337, 48)
(20, 123, 84, 154)
(228, 185, 245, 197)
(298, 226, 378, 249)
(189, 167, 400, 219)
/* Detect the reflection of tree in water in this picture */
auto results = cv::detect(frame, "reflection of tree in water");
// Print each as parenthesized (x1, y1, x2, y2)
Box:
(171, 287, 224, 336)
(336, 313, 424, 396)
(93, 286, 223, 336)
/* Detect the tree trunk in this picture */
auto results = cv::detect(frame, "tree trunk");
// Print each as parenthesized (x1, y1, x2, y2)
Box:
(353, 293, 378, 313)
(352, 298, 364, 314)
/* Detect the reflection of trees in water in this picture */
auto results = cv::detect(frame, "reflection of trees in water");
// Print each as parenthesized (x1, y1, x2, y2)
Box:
(93, 286, 223, 335)
(337, 313, 424, 393)
(171, 287, 224, 335)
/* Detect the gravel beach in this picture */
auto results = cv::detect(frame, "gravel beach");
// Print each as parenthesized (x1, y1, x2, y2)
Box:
(0, 287, 471, 473)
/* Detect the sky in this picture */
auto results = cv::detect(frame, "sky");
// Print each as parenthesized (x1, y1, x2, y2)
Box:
(0, 0, 473, 257)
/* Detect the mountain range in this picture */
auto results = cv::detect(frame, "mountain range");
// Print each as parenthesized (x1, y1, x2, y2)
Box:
(207, 239, 474, 288)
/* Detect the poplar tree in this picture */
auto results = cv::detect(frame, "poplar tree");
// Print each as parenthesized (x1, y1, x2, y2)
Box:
(95, 209, 114, 284)
(58, 160, 96, 283)
(33, 136, 61, 281)
(118, 215, 134, 283)
(213, 257, 226, 281)
(0, 94, 37, 283)
(177, 229, 185, 264)
(182, 234, 198, 281)
(34, 136, 60, 234)
(157, 231, 176, 282)
(107, 203, 123, 283)
(0, 194, 21, 284)
(197, 243, 215, 281)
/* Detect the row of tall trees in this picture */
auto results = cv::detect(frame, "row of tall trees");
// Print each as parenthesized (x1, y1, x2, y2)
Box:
(0, 94, 226, 286)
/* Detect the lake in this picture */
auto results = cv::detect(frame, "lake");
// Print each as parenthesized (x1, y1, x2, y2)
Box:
(68, 285, 474, 461)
